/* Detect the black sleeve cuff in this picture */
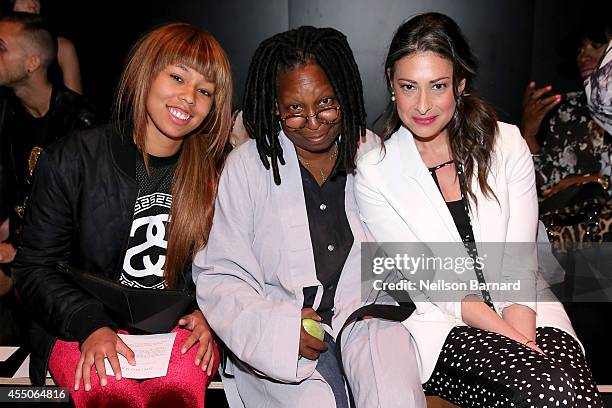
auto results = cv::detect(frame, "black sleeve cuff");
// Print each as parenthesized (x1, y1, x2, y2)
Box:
(67, 303, 118, 345)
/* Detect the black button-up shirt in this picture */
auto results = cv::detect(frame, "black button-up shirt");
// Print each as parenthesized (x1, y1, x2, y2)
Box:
(299, 165, 354, 325)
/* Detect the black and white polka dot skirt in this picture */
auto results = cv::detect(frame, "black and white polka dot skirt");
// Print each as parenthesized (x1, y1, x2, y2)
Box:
(423, 326, 603, 407)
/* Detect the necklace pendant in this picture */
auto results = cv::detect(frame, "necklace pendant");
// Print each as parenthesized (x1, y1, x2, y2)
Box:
(297, 142, 338, 185)
(319, 168, 327, 183)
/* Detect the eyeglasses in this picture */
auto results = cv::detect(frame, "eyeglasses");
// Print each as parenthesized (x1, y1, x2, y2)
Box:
(280, 105, 341, 130)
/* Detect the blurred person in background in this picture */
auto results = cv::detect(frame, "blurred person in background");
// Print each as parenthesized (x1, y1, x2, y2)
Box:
(9, 0, 82, 93)
(521, 20, 611, 197)
(0, 13, 96, 295)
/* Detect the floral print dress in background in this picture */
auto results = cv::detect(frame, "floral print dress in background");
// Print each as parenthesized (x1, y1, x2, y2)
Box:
(533, 90, 612, 196)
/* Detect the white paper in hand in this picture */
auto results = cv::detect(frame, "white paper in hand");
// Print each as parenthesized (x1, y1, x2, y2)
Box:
(104, 332, 177, 379)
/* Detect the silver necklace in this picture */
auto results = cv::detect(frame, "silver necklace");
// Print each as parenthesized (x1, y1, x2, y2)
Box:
(298, 143, 338, 184)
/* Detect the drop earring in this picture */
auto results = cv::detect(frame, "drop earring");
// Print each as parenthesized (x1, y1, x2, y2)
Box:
(391, 92, 396, 102)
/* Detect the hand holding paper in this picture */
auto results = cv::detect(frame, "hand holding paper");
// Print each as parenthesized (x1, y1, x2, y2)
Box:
(104, 333, 177, 380)
(75, 327, 136, 392)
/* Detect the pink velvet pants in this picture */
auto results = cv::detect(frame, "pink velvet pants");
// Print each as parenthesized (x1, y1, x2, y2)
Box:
(48, 327, 220, 408)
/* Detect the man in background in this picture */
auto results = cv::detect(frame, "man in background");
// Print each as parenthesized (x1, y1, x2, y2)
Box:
(0, 12, 96, 299)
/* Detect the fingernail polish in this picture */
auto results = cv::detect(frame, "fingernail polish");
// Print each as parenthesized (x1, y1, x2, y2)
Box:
(203, 364, 207, 372)
(555, 94, 561, 100)
(547, 85, 552, 90)
(101, 378, 107, 386)
(85, 384, 91, 392)
(181, 348, 186, 354)
(195, 359, 201, 366)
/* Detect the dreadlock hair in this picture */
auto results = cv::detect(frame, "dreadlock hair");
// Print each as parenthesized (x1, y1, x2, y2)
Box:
(243, 25, 367, 185)
(381, 12, 498, 205)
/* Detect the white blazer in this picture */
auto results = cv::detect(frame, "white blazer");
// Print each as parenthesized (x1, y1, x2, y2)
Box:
(354, 122, 578, 382)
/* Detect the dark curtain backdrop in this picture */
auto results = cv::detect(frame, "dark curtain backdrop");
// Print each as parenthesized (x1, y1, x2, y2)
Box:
(31, 0, 607, 129)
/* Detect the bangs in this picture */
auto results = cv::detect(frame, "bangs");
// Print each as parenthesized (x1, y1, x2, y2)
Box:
(114, 22, 233, 159)
(151, 27, 230, 89)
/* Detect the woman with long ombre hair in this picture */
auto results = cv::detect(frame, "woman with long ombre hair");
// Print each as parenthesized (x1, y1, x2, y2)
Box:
(12, 22, 232, 407)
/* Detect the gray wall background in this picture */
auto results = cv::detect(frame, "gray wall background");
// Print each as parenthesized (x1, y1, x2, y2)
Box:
(288, 0, 535, 127)
(147, 0, 535, 127)
(43, 0, 605, 129)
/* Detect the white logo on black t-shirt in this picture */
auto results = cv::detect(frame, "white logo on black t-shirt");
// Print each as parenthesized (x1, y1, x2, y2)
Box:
(121, 192, 172, 289)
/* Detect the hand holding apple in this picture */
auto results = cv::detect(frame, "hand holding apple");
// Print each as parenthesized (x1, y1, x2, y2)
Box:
(302, 318, 325, 341)
(299, 308, 327, 360)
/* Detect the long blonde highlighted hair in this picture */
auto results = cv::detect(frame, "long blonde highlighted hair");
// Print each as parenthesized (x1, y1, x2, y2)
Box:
(113, 23, 233, 287)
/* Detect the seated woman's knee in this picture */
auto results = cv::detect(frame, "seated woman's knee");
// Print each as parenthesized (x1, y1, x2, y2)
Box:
(512, 364, 575, 407)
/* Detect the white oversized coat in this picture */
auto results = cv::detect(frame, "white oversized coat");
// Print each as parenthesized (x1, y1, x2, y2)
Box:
(194, 130, 425, 407)
(354, 122, 579, 383)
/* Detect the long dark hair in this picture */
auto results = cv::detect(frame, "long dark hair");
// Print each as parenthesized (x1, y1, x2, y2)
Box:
(382, 12, 498, 203)
(243, 25, 367, 185)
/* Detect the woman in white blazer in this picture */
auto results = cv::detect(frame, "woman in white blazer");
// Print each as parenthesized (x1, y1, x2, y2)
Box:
(194, 26, 425, 408)
(355, 13, 602, 407)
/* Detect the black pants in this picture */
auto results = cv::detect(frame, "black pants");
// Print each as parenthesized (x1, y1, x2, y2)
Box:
(424, 326, 603, 407)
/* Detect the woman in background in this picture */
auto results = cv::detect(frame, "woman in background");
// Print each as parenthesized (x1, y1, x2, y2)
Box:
(522, 21, 611, 196)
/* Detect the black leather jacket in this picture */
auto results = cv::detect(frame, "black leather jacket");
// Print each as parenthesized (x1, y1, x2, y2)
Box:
(0, 84, 98, 238)
(11, 125, 196, 385)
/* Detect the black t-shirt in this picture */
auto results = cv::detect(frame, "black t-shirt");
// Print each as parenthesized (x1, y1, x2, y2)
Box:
(120, 152, 179, 289)
(6, 103, 50, 186)
(3, 101, 50, 233)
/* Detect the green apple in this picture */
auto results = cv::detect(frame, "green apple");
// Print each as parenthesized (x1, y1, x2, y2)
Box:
(302, 318, 325, 341)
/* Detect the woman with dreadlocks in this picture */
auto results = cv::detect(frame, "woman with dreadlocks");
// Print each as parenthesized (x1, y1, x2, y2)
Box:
(193, 26, 425, 407)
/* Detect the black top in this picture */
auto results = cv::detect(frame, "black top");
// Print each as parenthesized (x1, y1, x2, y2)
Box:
(10, 125, 196, 384)
(0, 84, 98, 243)
(446, 200, 473, 242)
(3, 102, 50, 235)
(428, 160, 493, 306)
(120, 152, 179, 289)
(6, 100, 51, 187)
(299, 164, 353, 326)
